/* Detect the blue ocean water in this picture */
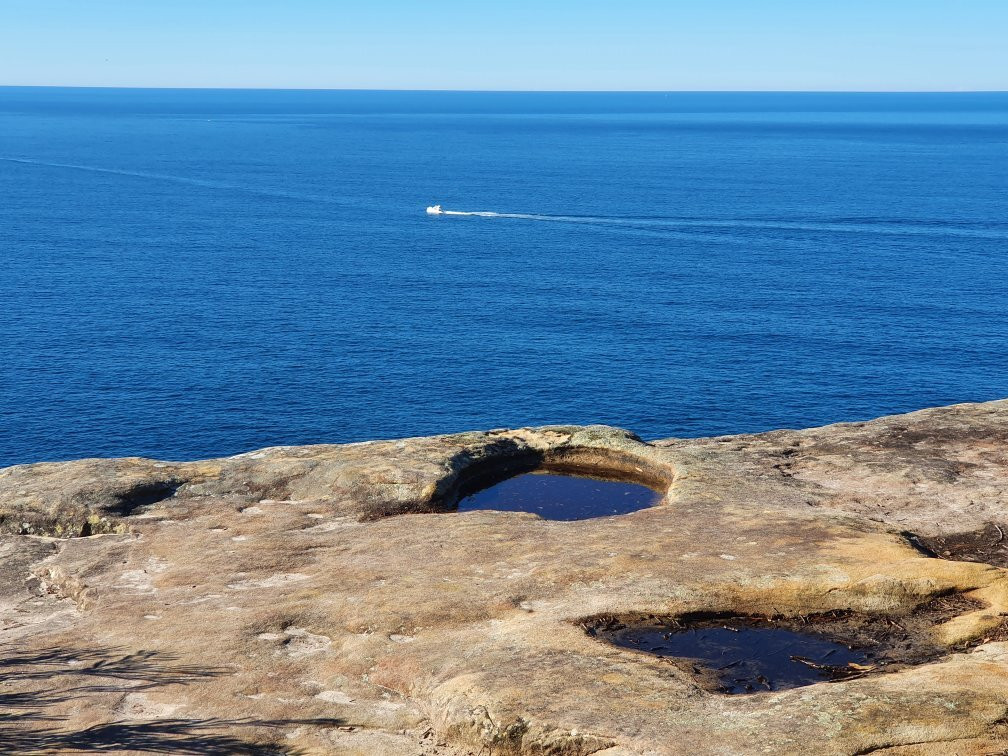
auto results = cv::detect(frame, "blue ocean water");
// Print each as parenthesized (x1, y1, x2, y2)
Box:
(1, 88, 1006, 466)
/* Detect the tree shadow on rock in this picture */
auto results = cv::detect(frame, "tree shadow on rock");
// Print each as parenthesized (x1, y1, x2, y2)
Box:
(4, 717, 345, 755)
(1, 643, 343, 754)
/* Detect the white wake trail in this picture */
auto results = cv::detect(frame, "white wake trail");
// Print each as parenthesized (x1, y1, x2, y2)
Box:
(432, 207, 592, 223)
(1, 157, 347, 205)
(426, 205, 1008, 240)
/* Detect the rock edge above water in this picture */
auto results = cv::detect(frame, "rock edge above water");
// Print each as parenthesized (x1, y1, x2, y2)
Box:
(2, 399, 1008, 754)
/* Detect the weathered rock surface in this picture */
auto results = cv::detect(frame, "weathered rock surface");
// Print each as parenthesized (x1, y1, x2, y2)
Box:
(2, 401, 1008, 754)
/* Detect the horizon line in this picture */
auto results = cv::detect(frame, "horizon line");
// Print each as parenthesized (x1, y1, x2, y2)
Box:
(1, 85, 1006, 95)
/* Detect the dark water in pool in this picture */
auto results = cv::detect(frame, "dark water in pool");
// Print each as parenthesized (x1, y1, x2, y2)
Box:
(456, 473, 660, 520)
(601, 623, 868, 693)
(3, 89, 1008, 466)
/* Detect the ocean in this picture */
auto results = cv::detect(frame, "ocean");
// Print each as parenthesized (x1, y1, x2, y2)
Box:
(1, 88, 1006, 466)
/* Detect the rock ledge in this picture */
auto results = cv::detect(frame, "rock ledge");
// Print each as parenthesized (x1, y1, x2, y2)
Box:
(2, 400, 1008, 754)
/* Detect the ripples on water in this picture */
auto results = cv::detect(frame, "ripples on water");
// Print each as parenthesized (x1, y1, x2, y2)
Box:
(2, 89, 1006, 465)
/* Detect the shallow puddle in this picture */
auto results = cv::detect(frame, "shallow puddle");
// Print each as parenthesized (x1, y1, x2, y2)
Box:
(456, 472, 661, 520)
(591, 621, 868, 693)
(585, 593, 1005, 694)
(905, 523, 1008, 568)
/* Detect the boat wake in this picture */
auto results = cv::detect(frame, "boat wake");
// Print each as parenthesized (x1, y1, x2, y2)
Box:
(1, 157, 349, 205)
(427, 204, 506, 218)
(427, 204, 616, 223)
(424, 204, 1008, 240)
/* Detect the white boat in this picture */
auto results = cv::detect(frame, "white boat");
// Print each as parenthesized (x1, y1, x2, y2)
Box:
(426, 204, 443, 215)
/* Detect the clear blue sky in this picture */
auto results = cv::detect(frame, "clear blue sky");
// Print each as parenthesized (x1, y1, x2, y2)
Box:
(2, 0, 1005, 90)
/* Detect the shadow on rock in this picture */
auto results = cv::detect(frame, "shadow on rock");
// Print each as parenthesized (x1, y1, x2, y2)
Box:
(0, 644, 342, 754)
(3, 717, 345, 755)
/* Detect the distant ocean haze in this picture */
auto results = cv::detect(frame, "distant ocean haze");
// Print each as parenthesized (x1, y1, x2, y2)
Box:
(1, 88, 1007, 465)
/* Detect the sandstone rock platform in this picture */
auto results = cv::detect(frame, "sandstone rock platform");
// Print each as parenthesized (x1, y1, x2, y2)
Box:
(2, 400, 1008, 754)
